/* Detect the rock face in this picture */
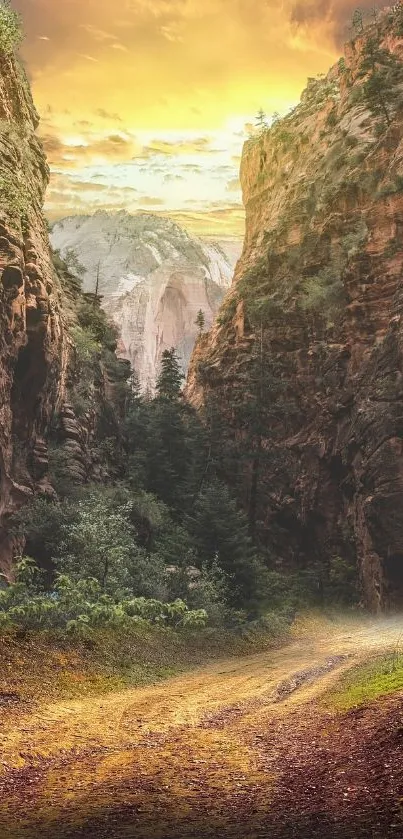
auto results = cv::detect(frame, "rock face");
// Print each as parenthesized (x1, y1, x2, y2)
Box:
(0, 52, 64, 576)
(51, 212, 236, 390)
(187, 10, 403, 611)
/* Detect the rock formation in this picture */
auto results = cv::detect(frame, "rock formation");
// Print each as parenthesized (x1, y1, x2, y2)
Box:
(51, 212, 237, 390)
(0, 50, 65, 576)
(187, 9, 403, 611)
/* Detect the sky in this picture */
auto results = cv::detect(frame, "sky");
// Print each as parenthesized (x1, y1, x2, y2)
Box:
(14, 0, 365, 237)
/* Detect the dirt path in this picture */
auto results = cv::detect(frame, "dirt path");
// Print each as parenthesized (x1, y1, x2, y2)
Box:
(0, 617, 402, 838)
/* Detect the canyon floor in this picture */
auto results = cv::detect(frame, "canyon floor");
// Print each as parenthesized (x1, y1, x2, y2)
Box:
(0, 618, 402, 838)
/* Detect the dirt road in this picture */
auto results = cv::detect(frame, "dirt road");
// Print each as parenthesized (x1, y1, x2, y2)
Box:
(0, 617, 402, 838)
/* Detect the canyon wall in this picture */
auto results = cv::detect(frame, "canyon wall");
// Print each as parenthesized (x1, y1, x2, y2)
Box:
(187, 10, 403, 611)
(0, 51, 64, 575)
(51, 213, 237, 391)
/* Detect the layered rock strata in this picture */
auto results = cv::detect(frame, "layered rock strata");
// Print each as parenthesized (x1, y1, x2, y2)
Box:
(187, 11, 403, 610)
(0, 51, 64, 575)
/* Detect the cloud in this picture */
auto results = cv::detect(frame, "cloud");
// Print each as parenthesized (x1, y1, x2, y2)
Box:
(15, 0, 368, 234)
(289, 1, 359, 44)
(163, 173, 185, 182)
(139, 196, 166, 206)
(95, 108, 122, 122)
(79, 54, 99, 63)
(142, 137, 213, 157)
(41, 132, 141, 168)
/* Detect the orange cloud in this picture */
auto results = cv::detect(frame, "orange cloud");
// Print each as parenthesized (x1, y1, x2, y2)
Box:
(14, 0, 368, 232)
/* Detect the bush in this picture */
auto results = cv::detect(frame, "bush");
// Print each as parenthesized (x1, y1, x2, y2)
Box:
(300, 266, 344, 314)
(0, 560, 208, 634)
(77, 299, 118, 350)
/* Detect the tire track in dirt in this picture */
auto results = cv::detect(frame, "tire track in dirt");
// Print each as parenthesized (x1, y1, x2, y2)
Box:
(0, 618, 402, 838)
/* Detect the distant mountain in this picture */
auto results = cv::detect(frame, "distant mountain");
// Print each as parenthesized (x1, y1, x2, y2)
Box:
(51, 211, 239, 389)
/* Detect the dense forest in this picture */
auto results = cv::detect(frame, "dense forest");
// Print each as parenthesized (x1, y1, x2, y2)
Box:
(0, 245, 359, 638)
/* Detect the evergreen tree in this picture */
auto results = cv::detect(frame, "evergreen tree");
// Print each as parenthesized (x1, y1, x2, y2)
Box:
(142, 398, 189, 509)
(187, 480, 267, 614)
(195, 309, 206, 337)
(156, 348, 184, 400)
(255, 108, 268, 132)
(228, 302, 294, 536)
(359, 37, 399, 127)
(352, 8, 364, 34)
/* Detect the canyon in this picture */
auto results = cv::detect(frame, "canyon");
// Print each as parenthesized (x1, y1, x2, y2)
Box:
(51, 213, 238, 391)
(1, 7, 403, 610)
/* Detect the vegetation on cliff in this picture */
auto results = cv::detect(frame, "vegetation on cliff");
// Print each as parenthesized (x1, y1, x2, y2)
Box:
(4, 6, 403, 650)
(1, 254, 289, 638)
(188, 5, 403, 613)
(0, 0, 21, 54)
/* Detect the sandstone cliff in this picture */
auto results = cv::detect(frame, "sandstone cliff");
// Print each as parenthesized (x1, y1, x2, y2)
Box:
(51, 212, 236, 390)
(187, 9, 403, 611)
(0, 50, 64, 576)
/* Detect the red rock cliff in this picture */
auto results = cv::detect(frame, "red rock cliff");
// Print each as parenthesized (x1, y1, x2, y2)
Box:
(0, 51, 64, 575)
(187, 10, 403, 611)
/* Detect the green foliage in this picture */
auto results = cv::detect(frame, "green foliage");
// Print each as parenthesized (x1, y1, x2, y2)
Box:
(187, 480, 268, 615)
(300, 223, 368, 316)
(54, 493, 140, 594)
(71, 324, 100, 366)
(351, 8, 364, 34)
(156, 348, 184, 400)
(0, 169, 29, 226)
(255, 108, 269, 133)
(326, 109, 338, 128)
(77, 298, 118, 350)
(0, 559, 207, 634)
(69, 325, 101, 417)
(195, 309, 206, 336)
(0, 1, 22, 54)
(52, 249, 82, 299)
(358, 37, 401, 128)
(217, 294, 238, 327)
(125, 379, 207, 512)
(327, 555, 359, 605)
(301, 265, 345, 314)
(66, 289, 122, 419)
(12, 497, 76, 568)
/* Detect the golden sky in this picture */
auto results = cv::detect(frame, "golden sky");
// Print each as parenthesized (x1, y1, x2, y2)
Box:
(15, 0, 363, 237)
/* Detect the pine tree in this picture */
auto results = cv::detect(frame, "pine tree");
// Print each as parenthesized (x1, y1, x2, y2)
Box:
(156, 348, 184, 400)
(352, 8, 364, 34)
(187, 480, 266, 614)
(359, 37, 399, 127)
(255, 108, 268, 132)
(195, 309, 205, 337)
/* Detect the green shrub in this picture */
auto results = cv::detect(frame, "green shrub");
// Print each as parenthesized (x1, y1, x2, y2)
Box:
(326, 109, 338, 128)
(0, 169, 29, 225)
(0, 560, 208, 635)
(70, 325, 100, 366)
(217, 294, 238, 326)
(300, 266, 344, 314)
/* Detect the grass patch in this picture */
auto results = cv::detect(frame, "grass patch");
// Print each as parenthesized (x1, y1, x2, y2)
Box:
(0, 620, 289, 707)
(323, 651, 403, 712)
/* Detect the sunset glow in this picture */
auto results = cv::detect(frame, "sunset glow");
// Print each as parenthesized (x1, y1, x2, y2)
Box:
(15, 0, 361, 236)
